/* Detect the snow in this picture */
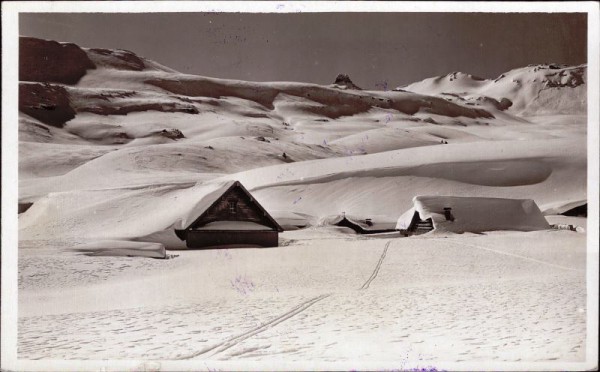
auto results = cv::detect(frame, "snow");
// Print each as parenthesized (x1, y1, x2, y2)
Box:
(71, 240, 166, 258)
(401, 64, 587, 116)
(396, 196, 550, 233)
(323, 214, 398, 232)
(18, 228, 587, 366)
(270, 210, 311, 230)
(196, 221, 273, 231)
(172, 180, 237, 230)
(13, 38, 593, 368)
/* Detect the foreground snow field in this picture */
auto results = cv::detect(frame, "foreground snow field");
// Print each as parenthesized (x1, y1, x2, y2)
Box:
(19, 228, 586, 364)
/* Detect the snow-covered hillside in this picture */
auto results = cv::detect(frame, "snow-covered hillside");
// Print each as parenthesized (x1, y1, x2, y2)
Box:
(15, 36, 590, 366)
(399, 64, 587, 116)
(18, 37, 587, 249)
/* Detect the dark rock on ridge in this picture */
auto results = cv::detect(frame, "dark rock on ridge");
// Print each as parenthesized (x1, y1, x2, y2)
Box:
(333, 74, 362, 90)
(19, 37, 96, 85)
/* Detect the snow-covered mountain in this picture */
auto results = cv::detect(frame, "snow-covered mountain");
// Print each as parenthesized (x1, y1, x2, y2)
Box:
(15, 37, 590, 365)
(17, 37, 587, 248)
(398, 64, 587, 115)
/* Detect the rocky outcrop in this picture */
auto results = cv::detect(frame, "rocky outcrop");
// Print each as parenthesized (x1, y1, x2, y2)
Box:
(476, 96, 513, 111)
(19, 37, 96, 84)
(77, 102, 199, 116)
(333, 74, 362, 90)
(19, 83, 76, 127)
(155, 129, 185, 140)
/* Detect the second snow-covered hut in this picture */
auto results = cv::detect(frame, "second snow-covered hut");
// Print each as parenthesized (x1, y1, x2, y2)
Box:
(397, 196, 550, 235)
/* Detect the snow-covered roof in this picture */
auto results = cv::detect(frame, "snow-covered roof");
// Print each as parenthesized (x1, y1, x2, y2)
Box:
(173, 180, 237, 231)
(195, 221, 273, 231)
(326, 214, 397, 233)
(270, 210, 311, 229)
(396, 196, 550, 234)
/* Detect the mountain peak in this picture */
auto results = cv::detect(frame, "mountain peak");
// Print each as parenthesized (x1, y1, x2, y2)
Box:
(333, 73, 362, 90)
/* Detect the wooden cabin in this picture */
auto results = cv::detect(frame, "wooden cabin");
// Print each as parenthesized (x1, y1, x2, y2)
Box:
(398, 211, 434, 237)
(396, 195, 550, 235)
(331, 214, 397, 234)
(175, 181, 283, 249)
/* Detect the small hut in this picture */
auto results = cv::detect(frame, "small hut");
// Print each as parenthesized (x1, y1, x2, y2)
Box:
(397, 196, 550, 236)
(175, 181, 283, 249)
(330, 214, 397, 234)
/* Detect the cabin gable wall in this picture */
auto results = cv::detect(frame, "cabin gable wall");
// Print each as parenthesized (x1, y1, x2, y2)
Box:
(190, 186, 274, 229)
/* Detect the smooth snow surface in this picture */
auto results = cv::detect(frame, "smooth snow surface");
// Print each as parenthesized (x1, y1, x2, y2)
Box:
(396, 196, 550, 233)
(71, 240, 166, 258)
(19, 229, 586, 366)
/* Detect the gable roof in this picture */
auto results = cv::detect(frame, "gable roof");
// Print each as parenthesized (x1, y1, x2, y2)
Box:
(327, 214, 397, 233)
(396, 195, 550, 233)
(174, 180, 283, 239)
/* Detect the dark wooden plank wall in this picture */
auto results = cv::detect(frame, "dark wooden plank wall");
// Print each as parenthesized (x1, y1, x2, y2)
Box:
(187, 230, 279, 248)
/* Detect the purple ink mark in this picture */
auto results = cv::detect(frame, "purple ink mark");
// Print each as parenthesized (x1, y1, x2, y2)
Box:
(370, 365, 442, 372)
(203, 362, 222, 372)
(322, 139, 328, 145)
(375, 80, 389, 91)
(385, 113, 393, 123)
(231, 274, 255, 295)
(293, 196, 303, 204)
(216, 249, 232, 260)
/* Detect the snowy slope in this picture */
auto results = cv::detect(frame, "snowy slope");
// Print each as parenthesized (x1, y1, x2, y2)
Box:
(400, 64, 587, 116)
(15, 37, 591, 367)
(17, 37, 587, 250)
(18, 137, 585, 248)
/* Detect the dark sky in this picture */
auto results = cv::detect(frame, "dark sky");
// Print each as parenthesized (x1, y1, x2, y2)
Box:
(20, 12, 587, 89)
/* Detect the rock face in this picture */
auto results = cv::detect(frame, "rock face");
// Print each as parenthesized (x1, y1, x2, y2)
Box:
(19, 37, 96, 85)
(156, 129, 185, 140)
(476, 96, 513, 111)
(19, 83, 76, 127)
(333, 74, 362, 90)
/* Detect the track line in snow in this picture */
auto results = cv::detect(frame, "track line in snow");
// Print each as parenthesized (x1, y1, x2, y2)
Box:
(176, 293, 331, 360)
(434, 239, 582, 272)
(359, 240, 391, 290)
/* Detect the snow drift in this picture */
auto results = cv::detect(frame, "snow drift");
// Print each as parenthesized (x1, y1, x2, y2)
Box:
(71, 240, 166, 258)
(396, 196, 550, 234)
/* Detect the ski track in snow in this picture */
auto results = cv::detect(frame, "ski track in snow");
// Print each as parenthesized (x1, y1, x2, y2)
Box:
(178, 294, 331, 360)
(17, 231, 587, 362)
(359, 240, 391, 290)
